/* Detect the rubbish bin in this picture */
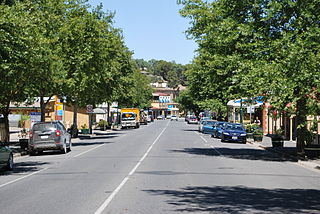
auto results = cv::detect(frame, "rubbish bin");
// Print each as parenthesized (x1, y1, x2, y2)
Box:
(19, 138, 29, 150)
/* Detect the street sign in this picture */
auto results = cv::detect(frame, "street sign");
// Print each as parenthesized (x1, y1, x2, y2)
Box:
(86, 105, 94, 113)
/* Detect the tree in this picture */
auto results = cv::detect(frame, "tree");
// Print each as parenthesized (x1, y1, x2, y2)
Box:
(0, 1, 38, 141)
(179, 0, 320, 154)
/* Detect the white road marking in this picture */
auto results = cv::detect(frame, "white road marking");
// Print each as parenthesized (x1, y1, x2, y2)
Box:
(73, 144, 105, 158)
(0, 167, 48, 189)
(198, 133, 224, 157)
(94, 121, 169, 214)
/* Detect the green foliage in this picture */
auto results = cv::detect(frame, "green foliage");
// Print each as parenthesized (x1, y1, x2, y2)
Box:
(135, 59, 188, 87)
(179, 0, 320, 152)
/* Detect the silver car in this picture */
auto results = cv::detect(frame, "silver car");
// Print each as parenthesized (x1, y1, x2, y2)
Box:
(0, 143, 13, 170)
(29, 121, 71, 155)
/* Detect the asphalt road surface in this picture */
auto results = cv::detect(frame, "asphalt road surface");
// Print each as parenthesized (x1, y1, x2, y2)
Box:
(1, 119, 320, 214)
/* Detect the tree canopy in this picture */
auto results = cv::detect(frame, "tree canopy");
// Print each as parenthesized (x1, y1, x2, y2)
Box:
(178, 0, 320, 153)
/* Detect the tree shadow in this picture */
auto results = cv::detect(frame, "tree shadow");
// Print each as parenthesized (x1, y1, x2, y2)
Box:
(0, 161, 49, 176)
(144, 186, 320, 213)
(72, 141, 113, 147)
(171, 147, 298, 162)
(79, 135, 119, 140)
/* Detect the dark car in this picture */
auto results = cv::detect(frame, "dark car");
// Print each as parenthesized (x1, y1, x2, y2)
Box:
(211, 122, 228, 138)
(29, 121, 72, 155)
(221, 123, 247, 143)
(202, 120, 217, 134)
(0, 143, 13, 171)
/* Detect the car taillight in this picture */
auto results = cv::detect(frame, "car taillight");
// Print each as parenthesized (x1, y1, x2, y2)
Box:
(29, 132, 33, 138)
(56, 130, 61, 137)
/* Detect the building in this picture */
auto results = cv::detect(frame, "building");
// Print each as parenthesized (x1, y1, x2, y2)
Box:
(150, 81, 182, 119)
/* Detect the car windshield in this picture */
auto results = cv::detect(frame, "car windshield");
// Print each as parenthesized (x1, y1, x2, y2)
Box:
(190, 116, 197, 119)
(216, 123, 225, 128)
(33, 123, 56, 132)
(122, 113, 136, 121)
(226, 124, 245, 131)
(206, 121, 216, 125)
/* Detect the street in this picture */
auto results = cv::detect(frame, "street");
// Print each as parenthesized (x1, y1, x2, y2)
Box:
(1, 120, 320, 214)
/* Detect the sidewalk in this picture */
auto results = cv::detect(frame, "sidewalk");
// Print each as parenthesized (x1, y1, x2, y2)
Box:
(248, 136, 320, 171)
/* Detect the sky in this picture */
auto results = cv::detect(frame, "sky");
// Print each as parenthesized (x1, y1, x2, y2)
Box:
(87, 0, 197, 65)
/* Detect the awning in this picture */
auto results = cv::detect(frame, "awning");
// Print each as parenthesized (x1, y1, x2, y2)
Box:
(227, 97, 264, 108)
(92, 108, 106, 114)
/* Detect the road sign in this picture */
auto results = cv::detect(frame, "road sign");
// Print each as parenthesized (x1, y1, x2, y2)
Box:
(86, 105, 94, 113)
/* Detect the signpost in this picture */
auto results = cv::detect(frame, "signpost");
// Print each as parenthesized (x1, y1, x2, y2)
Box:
(86, 105, 94, 134)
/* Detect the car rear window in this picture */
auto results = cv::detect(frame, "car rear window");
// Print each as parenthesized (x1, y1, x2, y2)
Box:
(33, 123, 56, 132)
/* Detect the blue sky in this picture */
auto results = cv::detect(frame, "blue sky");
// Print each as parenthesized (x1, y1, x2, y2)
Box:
(87, 0, 197, 65)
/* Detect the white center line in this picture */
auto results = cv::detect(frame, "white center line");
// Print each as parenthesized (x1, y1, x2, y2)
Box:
(94, 122, 169, 214)
(0, 167, 48, 189)
(74, 144, 105, 158)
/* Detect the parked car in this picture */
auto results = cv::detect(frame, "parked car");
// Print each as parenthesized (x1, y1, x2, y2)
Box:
(211, 122, 228, 138)
(171, 115, 178, 121)
(166, 115, 172, 119)
(185, 115, 192, 122)
(0, 143, 13, 171)
(198, 117, 211, 132)
(147, 115, 154, 123)
(202, 120, 218, 134)
(221, 123, 247, 143)
(157, 115, 165, 120)
(187, 116, 198, 124)
(29, 121, 72, 155)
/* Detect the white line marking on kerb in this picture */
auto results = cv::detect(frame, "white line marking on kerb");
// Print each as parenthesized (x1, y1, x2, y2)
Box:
(200, 136, 208, 143)
(0, 167, 48, 189)
(74, 144, 105, 158)
(197, 133, 224, 157)
(94, 123, 168, 214)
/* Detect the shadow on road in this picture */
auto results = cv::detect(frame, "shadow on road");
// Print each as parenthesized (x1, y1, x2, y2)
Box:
(79, 135, 119, 140)
(72, 141, 114, 147)
(144, 186, 320, 213)
(0, 161, 49, 176)
(171, 147, 298, 162)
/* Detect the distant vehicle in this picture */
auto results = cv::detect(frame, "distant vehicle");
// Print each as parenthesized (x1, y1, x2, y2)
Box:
(29, 121, 72, 155)
(166, 115, 172, 119)
(121, 108, 140, 128)
(185, 115, 192, 122)
(198, 117, 211, 132)
(147, 115, 154, 123)
(221, 123, 247, 143)
(202, 120, 218, 134)
(140, 110, 148, 125)
(211, 122, 229, 138)
(187, 116, 198, 124)
(171, 115, 178, 121)
(157, 115, 164, 120)
(0, 143, 13, 171)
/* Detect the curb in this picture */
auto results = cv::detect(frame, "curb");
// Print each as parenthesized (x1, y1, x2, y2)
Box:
(247, 141, 320, 171)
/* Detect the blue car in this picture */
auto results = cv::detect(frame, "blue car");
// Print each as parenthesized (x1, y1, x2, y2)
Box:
(202, 120, 217, 134)
(221, 123, 247, 143)
(211, 122, 228, 138)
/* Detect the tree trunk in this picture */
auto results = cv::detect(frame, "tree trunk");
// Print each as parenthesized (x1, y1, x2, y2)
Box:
(296, 97, 307, 155)
(40, 96, 46, 122)
(107, 103, 111, 125)
(0, 102, 10, 142)
(71, 103, 78, 138)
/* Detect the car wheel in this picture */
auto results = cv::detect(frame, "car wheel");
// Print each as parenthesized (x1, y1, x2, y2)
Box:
(29, 149, 36, 156)
(61, 141, 67, 154)
(67, 140, 72, 152)
(6, 153, 13, 171)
